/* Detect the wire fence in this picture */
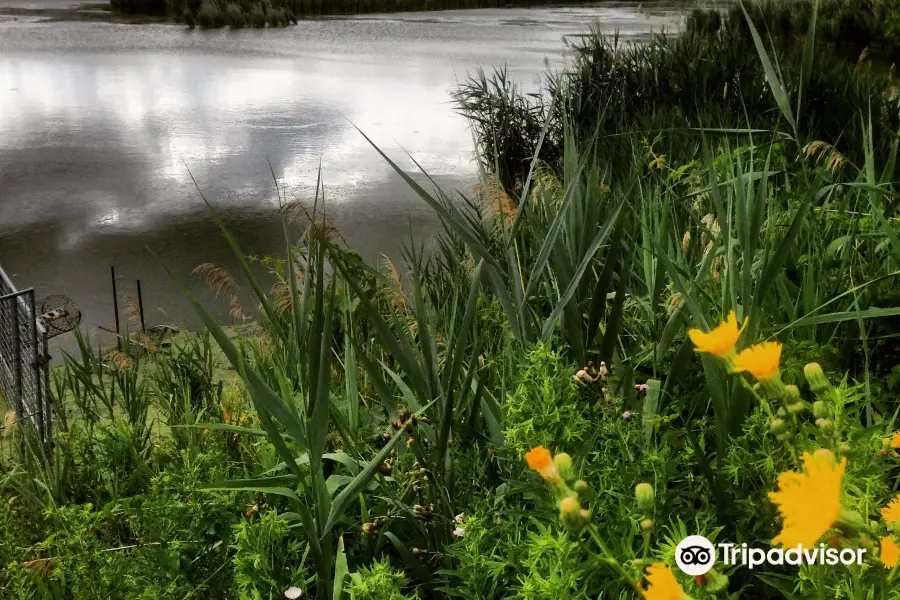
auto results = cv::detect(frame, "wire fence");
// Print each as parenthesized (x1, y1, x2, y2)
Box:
(0, 264, 51, 450)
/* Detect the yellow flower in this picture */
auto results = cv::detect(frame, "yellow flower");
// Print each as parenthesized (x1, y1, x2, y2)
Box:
(643, 563, 685, 600)
(525, 446, 559, 483)
(768, 451, 847, 549)
(880, 536, 899, 569)
(732, 341, 782, 381)
(688, 311, 747, 358)
(882, 495, 900, 525)
(891, 431, 900, 449)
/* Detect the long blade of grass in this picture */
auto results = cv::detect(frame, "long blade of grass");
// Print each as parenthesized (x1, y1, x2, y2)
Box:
(740, 2, 796, 131)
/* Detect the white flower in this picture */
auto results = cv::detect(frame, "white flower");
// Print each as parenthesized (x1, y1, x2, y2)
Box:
(284, 587, 303, 599)
(454, 513, 465, 524)
(622, 411, 632, 420)
(453, 526, 466, 538)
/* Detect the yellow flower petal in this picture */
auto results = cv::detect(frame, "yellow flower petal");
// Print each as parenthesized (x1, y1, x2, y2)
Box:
(733, 341, 782, 381)
(768, 451, 847, 549)
(891, 431, 900, 449)
(880, 536, 899, 569)
(688, 311, 747, 358)
(882, 495, 900, 526)
(644, 563, 686, 600)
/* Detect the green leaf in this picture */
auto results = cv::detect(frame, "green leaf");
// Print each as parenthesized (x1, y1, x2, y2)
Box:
(200, 486, 301, 502)
(786, 307, 900, 327)
(322, 429, 406, 537)
(333, 536, 349, 600)
(740, 2, 795, 131)
(202, 475, 298, 490)
(175, 423, 267, 437)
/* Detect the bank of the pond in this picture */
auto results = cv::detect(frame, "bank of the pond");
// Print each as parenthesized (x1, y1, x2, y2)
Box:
(113, 0, 645, 29)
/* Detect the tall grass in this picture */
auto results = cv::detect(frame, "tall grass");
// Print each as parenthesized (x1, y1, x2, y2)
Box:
(459, 15, 900, 192)
(689, 0, 900, 57)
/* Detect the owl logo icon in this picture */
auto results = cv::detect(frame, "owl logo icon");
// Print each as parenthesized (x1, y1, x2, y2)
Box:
(675, 535, 716, 576)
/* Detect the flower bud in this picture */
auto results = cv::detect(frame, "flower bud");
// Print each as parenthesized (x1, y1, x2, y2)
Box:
(574, 479, 589, 494)
(839, 443, 852, 455)
(788, 401, 806, 414)
(559, 496, 580, 515)
(815, 448, 837, 464)
(804, 363, 831, 394)
(635, 483, 655, 511)
(769, 418, 786, 433)
(785, 384, 801, 402)
(815, 418, 833, 432)
(559, 496, 587, 532)
(777, 407, 787, 417)
(704, 569, 729, 594)
(640, 518, 654, 532)
(812, 400, 829, 419)
(553, 453, 576, 482)
(838, 509, 865, 530)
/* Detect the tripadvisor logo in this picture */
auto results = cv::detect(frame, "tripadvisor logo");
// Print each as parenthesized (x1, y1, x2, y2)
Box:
(675, 535, 867, 575)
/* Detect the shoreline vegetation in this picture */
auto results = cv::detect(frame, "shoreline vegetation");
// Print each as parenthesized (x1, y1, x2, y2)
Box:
(0, 0, 637, 29)
(688, 0, 900, 58)
(148, 0, 630, 30)
(5, 0, 900, 598)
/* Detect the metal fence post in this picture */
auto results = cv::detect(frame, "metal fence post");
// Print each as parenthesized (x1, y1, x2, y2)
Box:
(11, 300, 21, 420)
(28, 292, 45, 443)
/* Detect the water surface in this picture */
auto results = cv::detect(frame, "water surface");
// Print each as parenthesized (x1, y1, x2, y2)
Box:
(0, 3, 683, 348)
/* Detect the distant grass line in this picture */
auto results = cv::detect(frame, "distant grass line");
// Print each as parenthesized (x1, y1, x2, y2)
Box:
(110, 0, 618, 29)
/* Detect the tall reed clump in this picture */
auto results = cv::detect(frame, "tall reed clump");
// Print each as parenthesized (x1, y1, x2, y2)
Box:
(689, 0, 900, 58)
(457, 2, 900, 192)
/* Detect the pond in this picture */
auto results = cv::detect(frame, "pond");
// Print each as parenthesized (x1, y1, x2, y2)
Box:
(0, 2, 684, 346)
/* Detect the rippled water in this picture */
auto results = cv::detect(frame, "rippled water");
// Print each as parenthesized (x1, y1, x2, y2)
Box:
(0, 3, 683, 345)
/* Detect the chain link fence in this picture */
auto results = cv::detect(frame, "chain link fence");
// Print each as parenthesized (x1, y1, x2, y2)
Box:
(0, 264, 51, 446)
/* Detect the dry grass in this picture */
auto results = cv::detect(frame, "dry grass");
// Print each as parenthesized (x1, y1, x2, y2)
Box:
(193, 263, 237, 298)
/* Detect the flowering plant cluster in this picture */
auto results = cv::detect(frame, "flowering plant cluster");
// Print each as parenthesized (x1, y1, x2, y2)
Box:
(521, 311, 900, 598)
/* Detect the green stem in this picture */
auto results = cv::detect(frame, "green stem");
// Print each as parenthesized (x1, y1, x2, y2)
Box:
(586, 524, 641, 593)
